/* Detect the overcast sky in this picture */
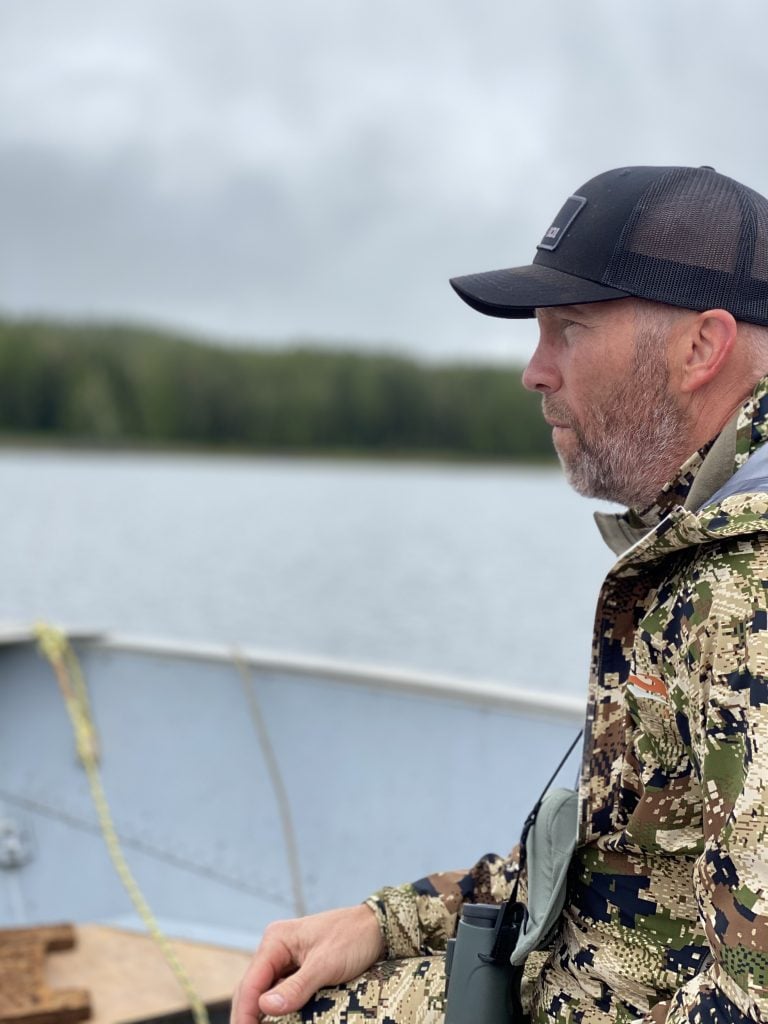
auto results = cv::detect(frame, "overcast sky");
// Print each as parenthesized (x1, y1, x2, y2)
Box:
(2, 1, 768, 362)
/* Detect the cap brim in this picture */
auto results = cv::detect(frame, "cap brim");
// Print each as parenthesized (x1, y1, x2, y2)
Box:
(449, 263, 631, 319)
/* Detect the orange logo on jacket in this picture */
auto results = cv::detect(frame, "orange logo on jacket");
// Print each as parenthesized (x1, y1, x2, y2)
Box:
(628, 673, 669, 703)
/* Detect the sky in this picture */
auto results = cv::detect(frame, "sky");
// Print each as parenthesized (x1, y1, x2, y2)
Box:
(2, 1, 768, 363)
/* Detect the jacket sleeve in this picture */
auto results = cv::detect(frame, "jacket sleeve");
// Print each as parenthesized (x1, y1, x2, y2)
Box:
(643, 602, 768, 1024)
(364, 845, 522, 959)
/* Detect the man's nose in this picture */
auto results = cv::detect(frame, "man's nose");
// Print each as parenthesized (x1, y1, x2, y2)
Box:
(522, 342, 561, 394)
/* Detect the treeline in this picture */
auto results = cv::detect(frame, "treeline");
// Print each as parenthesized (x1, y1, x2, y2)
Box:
(0, 318, 555, 459)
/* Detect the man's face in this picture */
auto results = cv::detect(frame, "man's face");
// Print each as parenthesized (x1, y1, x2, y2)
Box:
(522, 299, 690, 508)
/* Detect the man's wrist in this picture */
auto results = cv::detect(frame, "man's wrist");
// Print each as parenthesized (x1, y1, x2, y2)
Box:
(362, 896, 388, 960)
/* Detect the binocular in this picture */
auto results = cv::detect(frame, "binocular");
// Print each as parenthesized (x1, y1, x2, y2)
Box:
(444, 903, 519, 1024)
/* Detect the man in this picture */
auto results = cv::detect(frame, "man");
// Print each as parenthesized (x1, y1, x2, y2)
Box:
(232, 165, 768, 1024)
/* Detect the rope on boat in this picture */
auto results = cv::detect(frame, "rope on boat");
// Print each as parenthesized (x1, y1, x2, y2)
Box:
(34, 623, 211, 1024)
(233, 650, 307, 917)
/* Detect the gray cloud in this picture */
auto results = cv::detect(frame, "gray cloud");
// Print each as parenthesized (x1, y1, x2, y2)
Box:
(2, 0, 768, 361)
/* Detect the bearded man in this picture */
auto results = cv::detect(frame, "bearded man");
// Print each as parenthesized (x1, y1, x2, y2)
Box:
(232, 165, 768, 1024)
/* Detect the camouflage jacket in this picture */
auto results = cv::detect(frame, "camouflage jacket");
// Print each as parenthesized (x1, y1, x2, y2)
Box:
(367, 376, 768, 1024)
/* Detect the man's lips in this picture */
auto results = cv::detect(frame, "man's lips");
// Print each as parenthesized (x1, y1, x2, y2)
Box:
(542, 402, 573, 429)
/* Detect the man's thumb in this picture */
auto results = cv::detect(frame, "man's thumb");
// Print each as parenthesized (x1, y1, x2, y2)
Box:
(260, 964, 323, 1016)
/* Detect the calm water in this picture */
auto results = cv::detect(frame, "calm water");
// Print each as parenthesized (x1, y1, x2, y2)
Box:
(0, 449, 617, 694)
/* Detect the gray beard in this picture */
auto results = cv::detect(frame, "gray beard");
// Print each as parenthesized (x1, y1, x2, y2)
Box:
(546, 333, 691, 509)
(559, 393, 688, 508)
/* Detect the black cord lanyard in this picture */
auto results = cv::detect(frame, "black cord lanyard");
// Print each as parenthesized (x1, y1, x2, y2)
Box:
(482, 728, 583, 965)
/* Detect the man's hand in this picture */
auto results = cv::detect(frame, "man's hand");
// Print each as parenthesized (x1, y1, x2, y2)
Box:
(231, 904, 386, 1023)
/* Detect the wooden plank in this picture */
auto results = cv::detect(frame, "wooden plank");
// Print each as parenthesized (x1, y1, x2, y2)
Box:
(0, 925, 76, 953)
(0, 927, 90, 1024)
(44, 925, 251, 1024)
(0, 989, 91, 1024)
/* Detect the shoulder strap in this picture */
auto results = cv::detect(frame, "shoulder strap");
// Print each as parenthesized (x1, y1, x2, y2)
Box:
(481, 729, 582, 965)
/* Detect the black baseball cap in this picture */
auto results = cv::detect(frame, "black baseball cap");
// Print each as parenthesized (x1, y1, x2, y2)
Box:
(450, 165, 768, 326)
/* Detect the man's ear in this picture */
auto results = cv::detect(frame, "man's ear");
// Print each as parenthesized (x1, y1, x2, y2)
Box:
(679, 309, 738, 393)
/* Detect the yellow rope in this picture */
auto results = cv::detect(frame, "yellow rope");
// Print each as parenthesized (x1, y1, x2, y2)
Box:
(35, 624, 210, 1024)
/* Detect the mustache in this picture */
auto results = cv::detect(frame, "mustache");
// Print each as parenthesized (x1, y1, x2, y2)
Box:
(541, 398, 575, 427)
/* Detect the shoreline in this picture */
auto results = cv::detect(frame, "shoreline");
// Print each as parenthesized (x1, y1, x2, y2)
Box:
(0, 434, 558, 468)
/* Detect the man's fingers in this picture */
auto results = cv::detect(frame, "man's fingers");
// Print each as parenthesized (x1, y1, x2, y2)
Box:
(232, 934, 297, 1023)
(234, 970, 274, 1024)
(232, 907, 384, 1021)
(230, 980, 258, 1024)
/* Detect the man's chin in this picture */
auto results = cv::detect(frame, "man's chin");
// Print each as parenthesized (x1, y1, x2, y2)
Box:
(552, 427, 579, 467)
(561, 458, 633, 506)
(551, 432, 599, 494)
(558, 450, 617, 503)
(551, 425, 574, 446)
(561, 463, 598, 499)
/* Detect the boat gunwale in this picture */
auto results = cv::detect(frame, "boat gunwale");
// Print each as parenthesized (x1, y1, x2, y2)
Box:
(0, 626, 584, 722)
(98, 633, 585, 722)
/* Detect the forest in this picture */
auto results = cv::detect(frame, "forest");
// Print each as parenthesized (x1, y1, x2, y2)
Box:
(0, 317, 555, 460)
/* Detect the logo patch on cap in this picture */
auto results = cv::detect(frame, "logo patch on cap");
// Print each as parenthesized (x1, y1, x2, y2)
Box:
(537, 194, 587, 252)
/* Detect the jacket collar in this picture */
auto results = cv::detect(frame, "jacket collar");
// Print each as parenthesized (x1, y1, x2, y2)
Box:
(594, 375, 768, 566)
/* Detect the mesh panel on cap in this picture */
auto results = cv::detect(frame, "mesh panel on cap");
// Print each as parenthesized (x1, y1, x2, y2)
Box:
(752, 193, 768, 283)
(621, 178, 742, 271)
(602, 168, 768, 324)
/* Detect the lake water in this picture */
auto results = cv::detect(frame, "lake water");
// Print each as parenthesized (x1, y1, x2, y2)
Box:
(0, 448, 617, 695)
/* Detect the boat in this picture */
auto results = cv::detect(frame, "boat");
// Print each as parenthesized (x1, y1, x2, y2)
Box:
(0, 627, 584, 1021)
